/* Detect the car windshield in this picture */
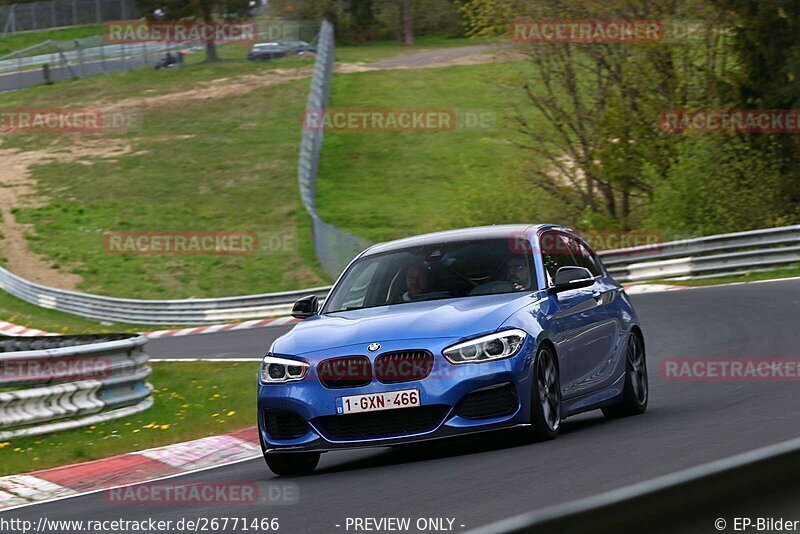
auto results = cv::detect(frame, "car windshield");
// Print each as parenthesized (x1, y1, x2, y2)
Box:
(324, 238, 537, 313)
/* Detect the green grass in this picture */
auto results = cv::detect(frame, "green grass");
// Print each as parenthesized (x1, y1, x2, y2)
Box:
(0, 361, 259, 476)
(645, 264, 800, 287)
(2, 60, 329, 299)
(0, 25, 105, 57)
(315, 60, 553, 243)
(0, 36, 509, 308)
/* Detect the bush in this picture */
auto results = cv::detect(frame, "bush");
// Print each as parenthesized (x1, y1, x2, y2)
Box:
(643, 135, 797, 236)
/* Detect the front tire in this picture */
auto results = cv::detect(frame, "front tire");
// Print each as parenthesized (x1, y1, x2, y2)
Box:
(264, 452, 320, 476)
(524, 345, 561, 441)
(603, 331, 648, 419)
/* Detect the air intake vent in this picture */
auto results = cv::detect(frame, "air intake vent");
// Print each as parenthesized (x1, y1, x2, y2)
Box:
(317, 356, 372, 389)
(374, 350, 434, 384)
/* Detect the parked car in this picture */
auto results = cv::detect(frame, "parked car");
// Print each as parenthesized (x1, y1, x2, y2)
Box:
(247, 43, 289, 60)
(278, 40, 317, 55)
(257, 225, 648, 475)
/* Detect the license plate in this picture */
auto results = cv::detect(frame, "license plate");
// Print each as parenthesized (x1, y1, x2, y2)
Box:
(336, 389, 420, 415)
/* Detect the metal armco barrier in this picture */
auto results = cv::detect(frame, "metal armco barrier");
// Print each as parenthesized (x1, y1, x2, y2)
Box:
(0, 334, 152, 439)
(468, 434, 800, 534)
(600, 225, 800, 282)
(1, 225, 799, 326)
(0, 266, 330, 325)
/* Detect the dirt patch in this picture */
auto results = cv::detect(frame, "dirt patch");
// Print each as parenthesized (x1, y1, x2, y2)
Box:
(365, 45, 509, 69)
(337, 45, 517, 74)
(102, 67, 313, 114)
(0, 138, 132, 289)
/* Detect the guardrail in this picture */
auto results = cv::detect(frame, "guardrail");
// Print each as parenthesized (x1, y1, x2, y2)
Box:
(601, 225, 800, 282)
(0, 334, 152, 439)
(0, 266, 330, 325)
(468, 433, 800, 534)
(1, 225, 798, 326)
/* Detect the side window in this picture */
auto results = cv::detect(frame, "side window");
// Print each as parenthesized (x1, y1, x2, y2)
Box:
(540, 232, 579, 287)
(567, 236, 603, 277)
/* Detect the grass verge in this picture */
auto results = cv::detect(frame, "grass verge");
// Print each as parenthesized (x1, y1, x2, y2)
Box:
(643, 264, 800, 287)
(0, 290, 145, 334)
(0, 361, 259, 476)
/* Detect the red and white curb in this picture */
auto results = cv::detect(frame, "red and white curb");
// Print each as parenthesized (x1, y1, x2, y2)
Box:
(0, 427, 261, 511)
(0, 321, 52, 337)
(143, 316, 298, 338)
(0, 317, 299, 339)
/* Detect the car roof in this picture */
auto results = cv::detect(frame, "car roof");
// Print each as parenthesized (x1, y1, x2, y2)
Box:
(361, 224, 571, 257)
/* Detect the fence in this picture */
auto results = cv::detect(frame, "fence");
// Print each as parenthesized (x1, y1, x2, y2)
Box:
(0, 19, 323, 93)
(1, 0, 137, 35)
(0, 333, 151, 439)
(0, 35, 191, 93)
(297, 19, 372, 279)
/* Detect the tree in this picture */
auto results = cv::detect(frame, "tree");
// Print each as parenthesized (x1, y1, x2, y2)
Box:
(464, 0, 739, 228)
(400, 0, 414, 44)
(713, 0, 800, 211)
(134, 0, 251, 62)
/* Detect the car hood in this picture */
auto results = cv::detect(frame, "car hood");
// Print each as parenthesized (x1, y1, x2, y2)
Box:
(272, 293, 533, 356)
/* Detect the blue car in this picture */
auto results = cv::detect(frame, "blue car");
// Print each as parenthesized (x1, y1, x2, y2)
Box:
(257, 225, 648, 475)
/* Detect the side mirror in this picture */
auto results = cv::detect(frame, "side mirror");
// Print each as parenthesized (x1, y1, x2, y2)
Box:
(292, 295, 319, 319)
(550, 266, 595, 294)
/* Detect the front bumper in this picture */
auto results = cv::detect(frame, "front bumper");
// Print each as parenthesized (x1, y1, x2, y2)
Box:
(257, 339, 536, 453)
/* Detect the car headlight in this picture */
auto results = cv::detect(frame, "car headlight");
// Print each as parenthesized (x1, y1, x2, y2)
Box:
(443, 329, 528, 364)
(259, 355, 309, 384)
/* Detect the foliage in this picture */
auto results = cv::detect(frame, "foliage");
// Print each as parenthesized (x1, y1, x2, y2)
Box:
(267, 0, 465, 43)
(460, 0, 800, 233)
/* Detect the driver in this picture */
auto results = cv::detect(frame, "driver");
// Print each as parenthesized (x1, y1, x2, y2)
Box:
(403, 264, 432, 301)
(506, 256, 532, 291)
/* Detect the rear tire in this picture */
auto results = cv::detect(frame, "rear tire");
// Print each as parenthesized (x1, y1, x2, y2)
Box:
(603, 331, 648, 419)
(524, 345, 561, 441)
(264, 452, 320, 476)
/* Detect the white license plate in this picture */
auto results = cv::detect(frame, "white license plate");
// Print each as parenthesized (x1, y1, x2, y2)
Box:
(336, 389, 420, 415)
